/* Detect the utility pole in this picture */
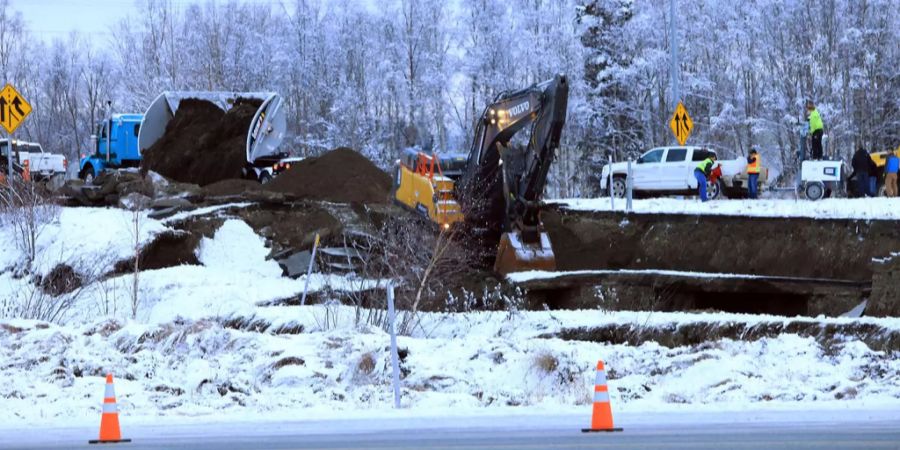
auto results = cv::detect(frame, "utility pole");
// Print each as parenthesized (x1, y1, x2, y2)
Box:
(669, 0, 680, 108)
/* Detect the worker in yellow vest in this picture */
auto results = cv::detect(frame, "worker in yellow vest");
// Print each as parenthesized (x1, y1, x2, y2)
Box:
(807, 101, 825, 160)
(747, 148, 761, 199)
(694, 153, 717, 202)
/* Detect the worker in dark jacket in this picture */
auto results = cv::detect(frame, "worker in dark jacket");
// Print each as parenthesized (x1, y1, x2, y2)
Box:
(851, 147, 876, 197)
(747, 148, 761, 199)
(694, 153, 717, 202)
(807, 101, 825, 160)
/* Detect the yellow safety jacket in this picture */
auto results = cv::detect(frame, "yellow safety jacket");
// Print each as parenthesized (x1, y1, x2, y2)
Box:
(696, 158, 714, 175)
(747, 154, 761, 174)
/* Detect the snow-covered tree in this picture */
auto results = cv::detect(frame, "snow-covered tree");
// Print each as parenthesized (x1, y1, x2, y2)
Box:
(3, 0, 898, 192)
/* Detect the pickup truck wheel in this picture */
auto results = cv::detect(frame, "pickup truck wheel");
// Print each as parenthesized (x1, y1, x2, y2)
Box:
(79, 166, 95, 184)
(611, 177, 627, 199)
(259, 171, 273, 184)
(707, 179, 724, 200)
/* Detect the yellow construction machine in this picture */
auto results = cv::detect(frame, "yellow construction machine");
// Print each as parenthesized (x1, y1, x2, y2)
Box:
(868, 145, 900, 196)
(394, 74, 569, 276)
(394, 150, 467, 228)
(870, 145, 900, 168)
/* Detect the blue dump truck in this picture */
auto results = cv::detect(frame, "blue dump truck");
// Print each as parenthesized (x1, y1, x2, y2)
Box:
(79, 112, 143, 182)
(79, 92, 295, 183)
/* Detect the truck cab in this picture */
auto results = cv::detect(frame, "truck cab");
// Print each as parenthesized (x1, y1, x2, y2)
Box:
(79, 113, 143, 182)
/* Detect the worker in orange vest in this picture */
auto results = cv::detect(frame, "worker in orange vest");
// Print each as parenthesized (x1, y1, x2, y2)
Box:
(747, 148, 761, 199)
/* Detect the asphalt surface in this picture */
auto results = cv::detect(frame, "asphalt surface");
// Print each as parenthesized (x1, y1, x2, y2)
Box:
(5, 415, 900, 450)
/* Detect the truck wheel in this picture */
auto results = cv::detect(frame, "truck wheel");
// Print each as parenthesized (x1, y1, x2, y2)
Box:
(805, 181, 825, 201)
(259, 171, 273, 184)
(611, 176, 627, 199)
(79, 166, 95, 184)
(708, 179, 725, 200)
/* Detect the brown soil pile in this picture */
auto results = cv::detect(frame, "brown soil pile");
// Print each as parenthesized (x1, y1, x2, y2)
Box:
(266, 147, 392, 204)
(202, 179, 265, 197)
(141, 98, 261, 186)
(238, 205, 343, 251)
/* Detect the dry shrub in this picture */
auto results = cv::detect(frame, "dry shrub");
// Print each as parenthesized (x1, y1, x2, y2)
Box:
(0, 178, 60, 267)
(0, 323, 25, 334)
(271, 356, 305, 370)
(356, 352, 377, 376)
(532, 350, 559, 374)
(83, 319, 124, 337)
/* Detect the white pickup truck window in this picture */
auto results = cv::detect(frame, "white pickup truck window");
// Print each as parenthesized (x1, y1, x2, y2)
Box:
(665, 148, 687, 162)
(640, 149, 664, 163)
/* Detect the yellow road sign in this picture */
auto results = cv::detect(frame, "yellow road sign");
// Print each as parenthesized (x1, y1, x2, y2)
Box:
(669, 102, 693, 146)
(0, 83, 32, 134)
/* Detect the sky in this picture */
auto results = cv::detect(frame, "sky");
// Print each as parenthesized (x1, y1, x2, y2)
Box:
(7, 0, 305, 42)
(9, 0, 135, 40)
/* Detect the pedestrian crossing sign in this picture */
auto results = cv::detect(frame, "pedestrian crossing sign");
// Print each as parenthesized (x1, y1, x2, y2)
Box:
(669, 102, 693, 146)
(0, 83, 32, 134)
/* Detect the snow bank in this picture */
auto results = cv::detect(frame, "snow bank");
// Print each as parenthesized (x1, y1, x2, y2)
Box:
(3, 206, 899, 429)
(162, 202, 253, 224)
(552, 197, 900, 220)
(0, 207, 167, 276)
(1, 312, 898, 428)
(507, 269, 768, 284)
(197, 219, 282, 278)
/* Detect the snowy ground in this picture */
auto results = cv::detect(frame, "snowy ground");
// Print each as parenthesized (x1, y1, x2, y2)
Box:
(1, 206, 899, 429)
(553, 197, 900, 220)
(2, 307, 900, 430)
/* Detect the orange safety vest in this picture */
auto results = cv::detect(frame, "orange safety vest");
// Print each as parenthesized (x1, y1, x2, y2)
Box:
(747, 154, 761, 174)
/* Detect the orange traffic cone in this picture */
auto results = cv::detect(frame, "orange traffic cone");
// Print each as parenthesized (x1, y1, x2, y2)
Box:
(581, 360, 623, 432)
(88, 374, 132, 444)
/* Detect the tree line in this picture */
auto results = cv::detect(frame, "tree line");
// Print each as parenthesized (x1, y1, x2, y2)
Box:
(1, 0, 897, 195)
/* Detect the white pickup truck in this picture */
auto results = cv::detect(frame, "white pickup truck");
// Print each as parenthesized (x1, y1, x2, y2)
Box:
(600, 146, 765, 199)
(0, 139, 67, 182)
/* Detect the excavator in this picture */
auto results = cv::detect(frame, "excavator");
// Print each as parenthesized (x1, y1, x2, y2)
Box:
(394, 74, 568, 275)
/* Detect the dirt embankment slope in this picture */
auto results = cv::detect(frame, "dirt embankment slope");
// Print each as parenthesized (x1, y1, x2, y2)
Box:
(544, 207, 900, 281)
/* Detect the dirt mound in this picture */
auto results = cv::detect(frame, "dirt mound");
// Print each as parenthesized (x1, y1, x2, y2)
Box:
(266, 148, 392, 204)
(238, 205, 343, 252)
(202, 179, 265, 197)
(141, 98, 262, 186)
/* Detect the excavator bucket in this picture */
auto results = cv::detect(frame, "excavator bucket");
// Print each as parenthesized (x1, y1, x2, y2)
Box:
(493, 231, 556, 276)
